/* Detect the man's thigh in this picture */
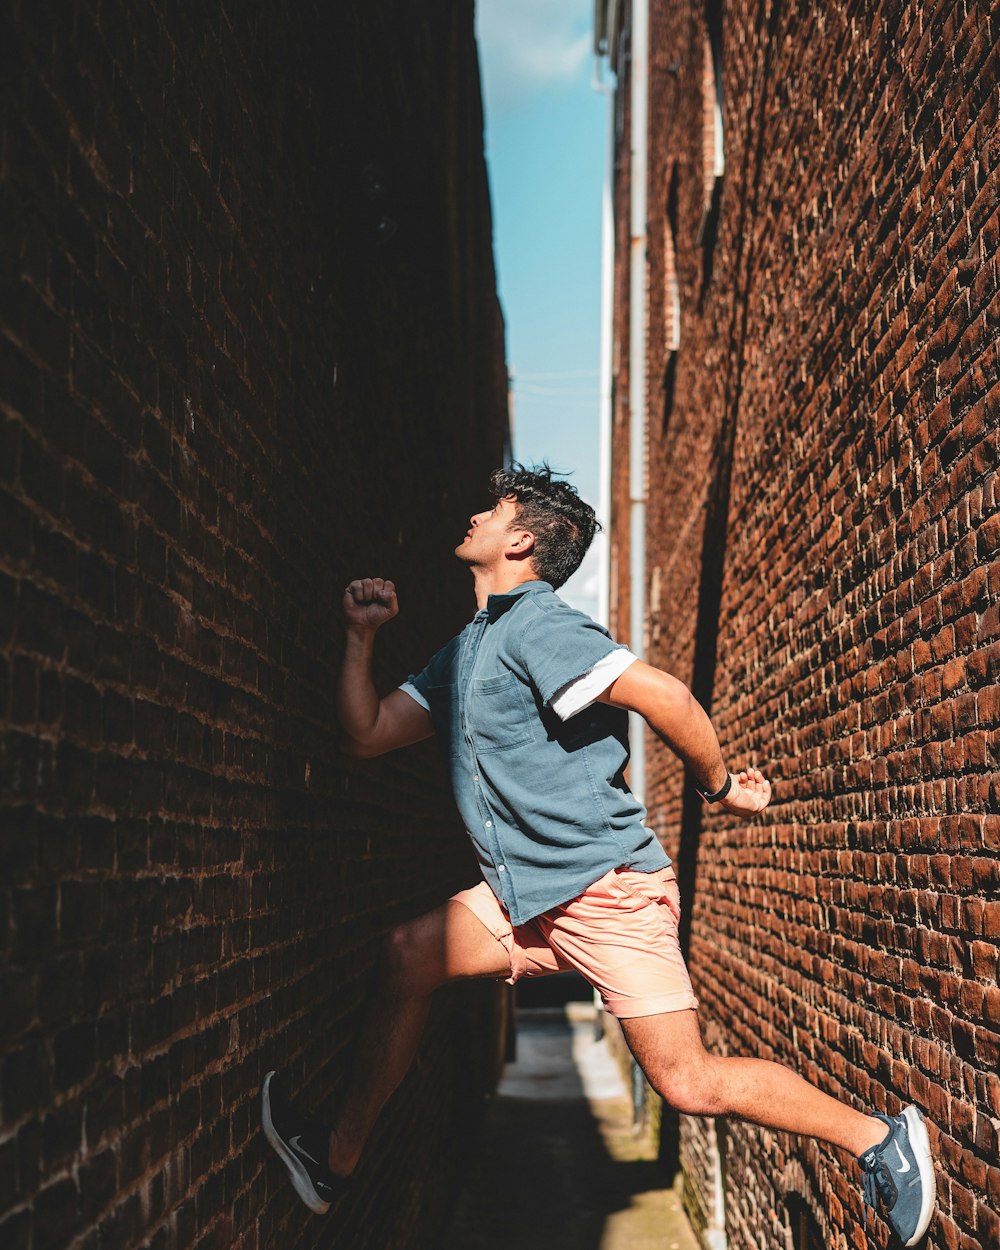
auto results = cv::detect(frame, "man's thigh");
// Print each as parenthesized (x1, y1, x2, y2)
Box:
(448, 881, 564, 984)
(398, 896, 514, 991)
(618, 1006, 706, 1087)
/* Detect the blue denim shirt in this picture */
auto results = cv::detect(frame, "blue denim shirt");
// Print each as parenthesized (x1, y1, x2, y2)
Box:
(409, 581, 670, 924)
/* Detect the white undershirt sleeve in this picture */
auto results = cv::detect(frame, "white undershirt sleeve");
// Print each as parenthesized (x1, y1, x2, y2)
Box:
(398, 681, 430, 711)
(549, 649, 639, 720)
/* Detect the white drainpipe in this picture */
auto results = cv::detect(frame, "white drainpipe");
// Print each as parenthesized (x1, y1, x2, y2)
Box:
(593, 49, 614, 629)
(628, 0, 649, 804)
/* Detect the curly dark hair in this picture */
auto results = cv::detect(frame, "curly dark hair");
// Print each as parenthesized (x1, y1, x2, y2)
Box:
(490, 462, 600, 589)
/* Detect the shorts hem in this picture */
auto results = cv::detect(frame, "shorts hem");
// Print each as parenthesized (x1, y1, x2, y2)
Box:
(448, 890, 519, 984)
(604, 991, 699, 1020)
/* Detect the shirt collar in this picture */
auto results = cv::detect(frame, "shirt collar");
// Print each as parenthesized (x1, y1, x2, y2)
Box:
(484, 580, 552, 622)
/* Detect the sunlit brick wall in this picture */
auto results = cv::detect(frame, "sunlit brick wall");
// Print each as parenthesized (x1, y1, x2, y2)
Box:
(610, 2, 998, 1247)
(0, 4, 508, 1248)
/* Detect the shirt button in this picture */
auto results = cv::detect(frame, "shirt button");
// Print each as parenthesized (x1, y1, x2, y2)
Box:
(484, 820, 492, 828)
(498, 864, 506, 873)
(472, 774, 479, 782)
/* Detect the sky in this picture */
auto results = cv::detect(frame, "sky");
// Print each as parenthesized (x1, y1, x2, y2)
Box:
(475, 0, 609, 619)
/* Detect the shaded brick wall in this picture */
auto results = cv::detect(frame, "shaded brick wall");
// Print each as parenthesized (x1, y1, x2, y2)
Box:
(1, 3, 508, 1248)
(610, 2, 998, 1247)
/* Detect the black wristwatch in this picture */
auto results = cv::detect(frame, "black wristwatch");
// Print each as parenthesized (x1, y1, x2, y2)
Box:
(696, 773, 732, 803)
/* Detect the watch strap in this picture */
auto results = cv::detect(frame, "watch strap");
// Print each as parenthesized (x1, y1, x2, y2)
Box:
(696, 773, 732, 803)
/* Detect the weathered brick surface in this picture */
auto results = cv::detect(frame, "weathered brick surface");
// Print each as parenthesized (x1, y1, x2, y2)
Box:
(1, 3, 507, 1248)
(610, 1, 998, 1247)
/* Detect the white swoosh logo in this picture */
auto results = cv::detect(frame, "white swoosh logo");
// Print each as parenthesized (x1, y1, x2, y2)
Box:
(290, 1134, 320, 1166)
(893, 1141, 911, 1173)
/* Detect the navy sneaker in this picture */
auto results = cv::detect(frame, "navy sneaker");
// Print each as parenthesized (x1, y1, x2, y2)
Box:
(261, 1071, 345, 1214)
(858, 1106, 935, 1246)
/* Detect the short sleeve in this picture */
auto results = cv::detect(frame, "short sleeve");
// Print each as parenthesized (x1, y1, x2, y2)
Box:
(549, 648, 638, 720)
(514, 601, 628, 707)
(407, 635, 460, 702)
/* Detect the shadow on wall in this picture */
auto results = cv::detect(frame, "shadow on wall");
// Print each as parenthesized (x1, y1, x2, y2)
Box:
(675, 0, 784, 964)
(0, 2, 506, 1248)
(674, 372, 739, 968)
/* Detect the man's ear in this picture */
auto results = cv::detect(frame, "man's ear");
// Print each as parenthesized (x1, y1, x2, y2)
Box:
(507, 530, 535, 559)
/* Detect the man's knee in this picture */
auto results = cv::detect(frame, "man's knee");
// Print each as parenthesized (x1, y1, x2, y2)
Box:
(380, 899, 511, 993)
(381, 917, 441, 993)
(644, 1053, 720, 1116)
(622, 1010, 721, 1116)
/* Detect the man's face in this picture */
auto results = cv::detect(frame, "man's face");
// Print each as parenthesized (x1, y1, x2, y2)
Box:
(455, 496, 529, 569)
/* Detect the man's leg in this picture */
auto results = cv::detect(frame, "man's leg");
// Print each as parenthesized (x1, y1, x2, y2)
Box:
(327, 899, 512, 1176)
(621, 1009, 936, 1244)
(620, 1008, 886, 1154)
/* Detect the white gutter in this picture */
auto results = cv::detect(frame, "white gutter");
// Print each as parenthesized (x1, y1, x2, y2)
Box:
(628, 0, 649, 803)
(592, 49, 614, 629)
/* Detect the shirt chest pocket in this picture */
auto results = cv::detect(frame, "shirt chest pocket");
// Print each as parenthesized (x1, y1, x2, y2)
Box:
(467, 672, 535, 753)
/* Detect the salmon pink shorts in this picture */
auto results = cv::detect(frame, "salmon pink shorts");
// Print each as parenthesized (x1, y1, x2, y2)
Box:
(450, 864, 698, 1019)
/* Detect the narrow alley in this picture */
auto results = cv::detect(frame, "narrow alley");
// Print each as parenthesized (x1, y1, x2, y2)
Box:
(1, 2, 996, 1249)
(444, 992, 699, 1250)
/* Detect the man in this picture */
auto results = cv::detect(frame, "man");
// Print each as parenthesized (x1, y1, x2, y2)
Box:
(261, 465, 935, 1246)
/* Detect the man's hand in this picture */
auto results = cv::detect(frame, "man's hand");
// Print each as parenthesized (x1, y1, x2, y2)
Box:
(718, 767, 771, 815)
(337, 576, 431, 757)
(344, 578, 398, 634)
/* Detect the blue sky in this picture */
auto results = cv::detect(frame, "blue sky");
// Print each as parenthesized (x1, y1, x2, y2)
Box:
(475, 1, 608, 617)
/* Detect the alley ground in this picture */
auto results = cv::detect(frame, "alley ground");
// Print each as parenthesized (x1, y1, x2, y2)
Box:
(443, 999, 700, 1250)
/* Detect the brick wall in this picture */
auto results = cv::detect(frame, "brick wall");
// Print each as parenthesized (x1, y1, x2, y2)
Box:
(1, 3, 508, 1248)
(609, 2, 998, 1247)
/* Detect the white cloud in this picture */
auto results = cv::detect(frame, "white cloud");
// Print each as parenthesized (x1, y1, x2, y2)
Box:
(477, 0, 592, 113)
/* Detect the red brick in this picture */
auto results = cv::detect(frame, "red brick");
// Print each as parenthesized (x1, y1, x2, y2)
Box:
(611, 1, 998, 1245)
(1, 4, 508, 1249)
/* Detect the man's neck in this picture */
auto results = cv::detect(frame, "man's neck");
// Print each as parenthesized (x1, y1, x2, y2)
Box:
(471, 567, 540, 610)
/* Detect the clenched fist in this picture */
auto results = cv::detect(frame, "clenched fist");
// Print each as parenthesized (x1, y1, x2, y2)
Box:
(343, 578, 399, 633)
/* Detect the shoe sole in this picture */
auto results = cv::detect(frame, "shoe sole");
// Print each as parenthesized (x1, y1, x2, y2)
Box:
(901, 1105, 935, 1247)
(261, 1071, 331, 1215)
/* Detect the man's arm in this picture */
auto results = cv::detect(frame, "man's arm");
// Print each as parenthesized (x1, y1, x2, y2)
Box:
(596, 659, 771, 815)
(337, 577, 434, 758)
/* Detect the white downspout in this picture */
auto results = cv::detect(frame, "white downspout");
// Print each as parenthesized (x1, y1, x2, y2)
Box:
(593, 50, 614, 630)
(592, 5, 619, 1031)
(628, 0, 649, 803)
